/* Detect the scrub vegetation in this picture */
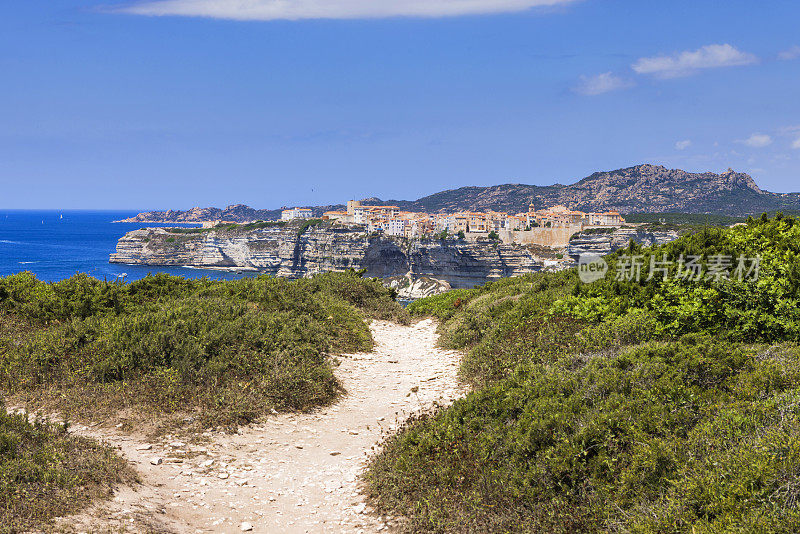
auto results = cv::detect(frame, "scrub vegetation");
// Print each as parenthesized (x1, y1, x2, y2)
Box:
(368, 214, 800, 533)
(0, 269, 406, 532)
(0, 270, 408, 432)
(0, 401, 135, 534)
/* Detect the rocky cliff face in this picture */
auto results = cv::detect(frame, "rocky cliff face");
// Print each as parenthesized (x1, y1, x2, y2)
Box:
(567, 227, 680, 258)
(110, 225, 542, 289)
(383, 275, 452, 299)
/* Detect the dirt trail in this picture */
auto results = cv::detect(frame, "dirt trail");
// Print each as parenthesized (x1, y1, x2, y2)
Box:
(45, 319, 466, 533)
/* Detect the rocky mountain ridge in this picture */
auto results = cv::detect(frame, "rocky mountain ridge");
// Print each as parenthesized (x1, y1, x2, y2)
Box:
(118, 164, 800, 223)
(379, 165, 793, 214)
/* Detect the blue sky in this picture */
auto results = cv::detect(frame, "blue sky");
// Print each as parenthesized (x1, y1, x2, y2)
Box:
(1, 0, 799, 210)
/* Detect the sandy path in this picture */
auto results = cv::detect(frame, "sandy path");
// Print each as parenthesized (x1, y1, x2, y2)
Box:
(44, 319, 465, 533)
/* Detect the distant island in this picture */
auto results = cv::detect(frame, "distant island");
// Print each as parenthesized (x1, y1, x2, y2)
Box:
(117, 164, 800, 224)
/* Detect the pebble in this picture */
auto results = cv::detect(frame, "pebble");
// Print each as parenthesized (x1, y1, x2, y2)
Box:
(137, 444, 153, 451)
(150, 457, 163, 466)
(239, 522, 253, 531)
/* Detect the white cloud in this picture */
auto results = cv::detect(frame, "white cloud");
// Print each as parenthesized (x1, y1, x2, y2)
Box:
(675, 140, 692, 150)
(116, 0, 578, 20)
(778, 46, 800, 61)
(739, 133, 773, 148)
(631, 44, 758, 79)
(573, 72, 633, 96)
(792, 138, 800, 150)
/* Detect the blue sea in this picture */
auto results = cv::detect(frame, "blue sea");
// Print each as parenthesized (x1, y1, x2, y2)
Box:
(0, 210, 259, 282)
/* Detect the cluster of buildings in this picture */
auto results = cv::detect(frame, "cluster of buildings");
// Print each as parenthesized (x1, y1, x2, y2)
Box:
(279, 200, 624, 239)
(280, 207, 314, 221)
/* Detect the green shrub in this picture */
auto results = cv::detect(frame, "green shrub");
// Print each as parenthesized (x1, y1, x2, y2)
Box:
(0, 399, 135, 533)
(165, 227, 210, 234)
(555, 216, 800, 342)
(406, 289, 476, 321)
(368, 214, 800, 533)
(410, 270, 577, 384)
(304, 270, 410, 324)
(297, 218, 324, 236)
(0, 270, 405, 429)
(240, 220, 286, 230)
(0, 272, 129, 323)
(368, 339, 800, 533)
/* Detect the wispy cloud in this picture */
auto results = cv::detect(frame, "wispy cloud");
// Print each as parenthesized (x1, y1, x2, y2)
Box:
(573, 72, 633, 96)
(675, 139, 692, 151)
(632, 44, 758, 79)
(778, 46, 800, 61)
(114, 0, 578, 20)
(792, 138, 800, 150)
(739, 133, 773, 148)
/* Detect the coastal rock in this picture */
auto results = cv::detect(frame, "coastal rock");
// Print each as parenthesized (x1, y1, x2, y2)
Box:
(383, 273, 452, 299)
(109, 224, 542, 289)
(567, 228, 679, 258)
(114, 203, 343, 224)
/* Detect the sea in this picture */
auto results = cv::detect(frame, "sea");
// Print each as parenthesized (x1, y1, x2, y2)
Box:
(0, 210, 259, 283)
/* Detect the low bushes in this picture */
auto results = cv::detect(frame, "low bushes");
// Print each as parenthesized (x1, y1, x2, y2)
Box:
(368, 337, 800, 533)
(0, 270, 407, 429)
(0, 400, 135, 533)
(554, 215, 800, 342)
(367, 214, 800, 533)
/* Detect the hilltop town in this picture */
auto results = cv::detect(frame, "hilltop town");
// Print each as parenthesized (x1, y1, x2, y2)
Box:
(275, 200, 624, 246)
(115, 165, 800, 229)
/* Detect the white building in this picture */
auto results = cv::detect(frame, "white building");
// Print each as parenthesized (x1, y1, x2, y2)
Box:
(587, 211, 624, 226)
(352, 206, 367, 224)
(322, 211, 352, 223)
(281, 208, 314, 221)
(386, 219, 407, 236)
(432, 214, 450, 232)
